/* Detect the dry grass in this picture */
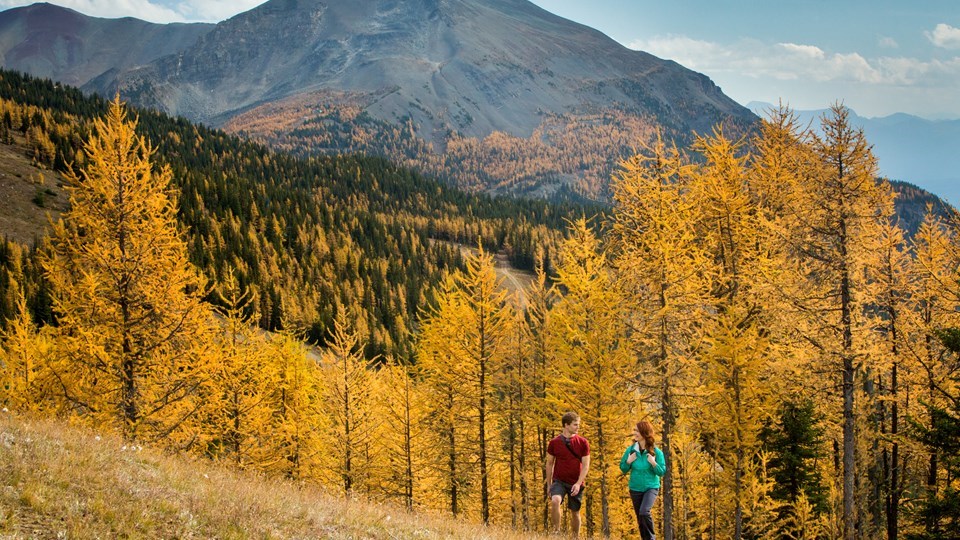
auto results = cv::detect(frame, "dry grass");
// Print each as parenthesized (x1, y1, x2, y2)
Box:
(0, 412, 547, 539)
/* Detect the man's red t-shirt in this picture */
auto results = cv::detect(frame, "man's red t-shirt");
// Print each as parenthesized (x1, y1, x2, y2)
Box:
(548, 434, 590, 484)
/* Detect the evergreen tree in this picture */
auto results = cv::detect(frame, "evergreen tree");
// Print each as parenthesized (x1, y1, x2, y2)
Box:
(760, 400, 829, 516)
(907, 329, 960, 539)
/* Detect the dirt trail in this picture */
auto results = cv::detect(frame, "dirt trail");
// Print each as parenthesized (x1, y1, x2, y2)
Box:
(446, 242, 536, 308)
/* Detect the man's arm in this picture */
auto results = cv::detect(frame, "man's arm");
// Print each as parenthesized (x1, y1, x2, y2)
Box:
(571, 455, 590, 496)
(545, 453, 556, 495)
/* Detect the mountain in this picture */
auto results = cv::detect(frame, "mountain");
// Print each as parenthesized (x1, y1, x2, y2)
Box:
(749, 102, 960, 208)
(86, 0, 754, 138)
(0, 1, 757, 198)
(0, 3, 212, 88)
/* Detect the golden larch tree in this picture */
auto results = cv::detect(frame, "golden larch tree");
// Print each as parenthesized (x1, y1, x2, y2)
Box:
(417, 245, 512, 524)
(204, 274, 280, 470)
(268, 330, 326, 482)
(907, 210, 960, 521)
(320, 308, 381, 494)
(43, 96, 213, 443)
(417, 274, 472, 517)
(610, 133, 712, 540)
(778, 104, 893, 540)
(548, 216, 634, 538)
(376, 359, 431, 509)
(691, 128, 779, 539)
(0, 292, 54, 412)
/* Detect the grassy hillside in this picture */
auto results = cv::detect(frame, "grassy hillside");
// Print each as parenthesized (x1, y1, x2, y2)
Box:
(0, 411, 545, 539)
(0, 132, 66, 246)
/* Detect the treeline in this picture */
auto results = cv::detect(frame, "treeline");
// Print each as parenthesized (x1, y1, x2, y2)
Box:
(3, 94, 958, 540)
(0, 69, 601, 360)
(224, 93, 679, 200)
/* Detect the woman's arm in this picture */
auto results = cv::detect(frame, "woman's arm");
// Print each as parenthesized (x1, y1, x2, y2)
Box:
(619, 446, 635, 473)
(651, 448, 666, 476)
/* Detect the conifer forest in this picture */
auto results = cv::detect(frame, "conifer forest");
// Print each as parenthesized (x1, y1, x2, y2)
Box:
(0, 70, 958, 539)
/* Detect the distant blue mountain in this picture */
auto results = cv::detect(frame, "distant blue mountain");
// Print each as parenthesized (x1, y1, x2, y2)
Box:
(748, 102, 960, 207)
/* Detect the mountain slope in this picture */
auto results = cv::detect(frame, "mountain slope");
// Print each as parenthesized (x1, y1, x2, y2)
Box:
(87, 0, 754, 140)
(0, 1, 757, 197)
(0, 69, 588, 359)
(0, 3, 212, 88)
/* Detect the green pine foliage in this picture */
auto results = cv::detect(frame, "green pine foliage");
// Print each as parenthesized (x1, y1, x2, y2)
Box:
(908, 328, 960, 539)
(760, 399, 830, 517)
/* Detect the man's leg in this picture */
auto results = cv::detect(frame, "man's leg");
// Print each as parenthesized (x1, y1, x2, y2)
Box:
(550, 494, 563, 532)
(570, 509, 581, 538)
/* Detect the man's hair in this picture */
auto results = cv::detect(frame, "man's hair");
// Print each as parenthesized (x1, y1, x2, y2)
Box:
(562, 411, 580, 426)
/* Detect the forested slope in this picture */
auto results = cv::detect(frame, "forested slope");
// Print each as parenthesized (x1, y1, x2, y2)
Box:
(0, 69, 596, 359)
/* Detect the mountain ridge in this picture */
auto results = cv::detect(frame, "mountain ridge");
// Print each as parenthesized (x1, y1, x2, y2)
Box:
(0, 1, 760, 196)
(0, 2, 212, 88)
(82, 0, 754, 141)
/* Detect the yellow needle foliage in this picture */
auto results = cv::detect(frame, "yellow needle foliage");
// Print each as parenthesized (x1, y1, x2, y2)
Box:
(42, 96, 214, 444)
(3, 95, 959, 539)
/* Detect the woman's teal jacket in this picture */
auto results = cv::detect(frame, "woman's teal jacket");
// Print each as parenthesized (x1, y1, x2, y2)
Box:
(619, 444, 666, 491)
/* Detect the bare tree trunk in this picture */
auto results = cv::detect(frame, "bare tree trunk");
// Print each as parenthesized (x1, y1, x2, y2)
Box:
(541, 428, 549, 531)
(404, 379, 414, 510)
(840, 222, 857, 540)
(446, 388, 459, 516)
(598, 421, 610, 537)
(886, 361, 899, 540)
(519, 416, 529, 530)
(479, 358, 489, 524)
(509, 403, 517, 528)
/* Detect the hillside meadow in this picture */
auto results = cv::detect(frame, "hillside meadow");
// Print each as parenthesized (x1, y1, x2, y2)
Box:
(0, 411, 546, 539)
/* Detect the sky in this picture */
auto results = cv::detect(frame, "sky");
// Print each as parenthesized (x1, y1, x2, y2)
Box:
(1, 0, 958, 120)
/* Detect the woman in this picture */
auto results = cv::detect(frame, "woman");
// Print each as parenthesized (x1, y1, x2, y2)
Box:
(620, 420, 666, 540)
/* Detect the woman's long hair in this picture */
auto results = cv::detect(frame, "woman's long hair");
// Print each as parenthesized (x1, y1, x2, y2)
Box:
(637, 420, 656, 456)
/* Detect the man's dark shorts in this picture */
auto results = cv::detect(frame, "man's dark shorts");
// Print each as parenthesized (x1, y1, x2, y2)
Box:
(550, 480, 585, 511)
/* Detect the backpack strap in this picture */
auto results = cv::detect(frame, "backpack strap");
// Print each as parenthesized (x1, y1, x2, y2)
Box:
(561, 436, 582, 462)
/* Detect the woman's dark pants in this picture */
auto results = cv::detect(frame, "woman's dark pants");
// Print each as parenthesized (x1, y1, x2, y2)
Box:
(630, 488, 659, 540)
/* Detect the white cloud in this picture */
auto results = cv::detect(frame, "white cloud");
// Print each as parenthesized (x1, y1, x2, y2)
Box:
(779, 43, 825, 59)
(878, 36, 898, 49)
(170, 0, 265, 23)
(627, 34, 960, 118)
(927, 23, 960, 49)
(629, 34, 959, 86)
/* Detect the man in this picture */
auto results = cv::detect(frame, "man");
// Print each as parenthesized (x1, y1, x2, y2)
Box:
(545, 411, 591, 537)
